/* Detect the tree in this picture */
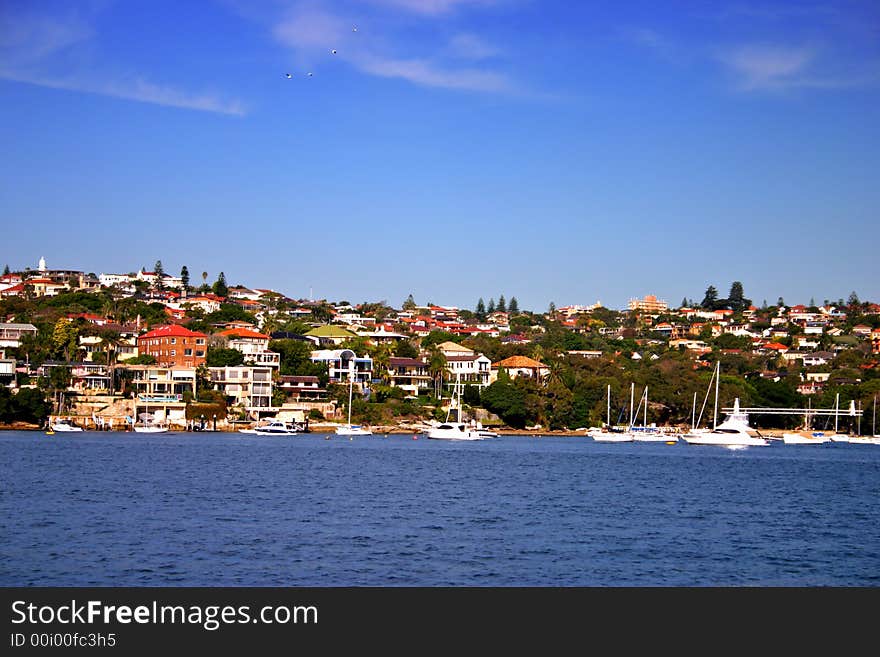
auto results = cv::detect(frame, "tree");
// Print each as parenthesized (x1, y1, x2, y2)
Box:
(201, 271, 208, 291)
(394, 340, 419, 359)
(681, 297, 688, 308)
(727, 281, 750, 313)
(206, 348, 245, 367)
(701, 285, 718, 310)
(848, 291, 860, 308)
(402, 294, 416, 310)
(213, 272, 228, 298)
(548, 301, 556, 315)
(153, 260, 165, 291)
(2, 264, 9, 275)
(180, 266, 190, 290)
(508, 297, 519, 314)
(497, 295, 507, 313)
(475, 298, 486, 319)
(51, 318, 79, 362)
(426, 346, 447, 398)
(487, 298, 496, 314)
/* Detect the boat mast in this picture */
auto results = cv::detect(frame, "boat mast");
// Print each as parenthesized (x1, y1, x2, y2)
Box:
(606, 384, 611, 428)
(347, 365, 354, 427)
(629, 382, 634, 428)
(691, 391, 697, 431)
(834, 392, 839, 433)
(713, 361, 720, 430)
(644, 386, 648, 427)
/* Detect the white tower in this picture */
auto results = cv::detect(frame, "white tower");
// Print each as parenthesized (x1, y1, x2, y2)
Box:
(38, 256, 46, 272)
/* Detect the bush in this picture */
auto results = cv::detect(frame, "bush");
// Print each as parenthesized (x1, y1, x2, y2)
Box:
(308, 408, 325, 420)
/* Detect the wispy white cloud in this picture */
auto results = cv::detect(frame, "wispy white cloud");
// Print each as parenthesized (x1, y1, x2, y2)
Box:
(719, 44, 817, 90)
(447, 33, 501, 60)
(366, 0, 498, 16)
(270, 2, 517, 94)
(1, 71, 247, 116)
(0, 9, 246, 115)
(354, 52, 511, 92)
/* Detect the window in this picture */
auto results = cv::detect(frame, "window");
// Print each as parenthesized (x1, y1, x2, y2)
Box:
(184, 349, 192, 356)
(196, 350, 205, 357)
(170, 350, 176, 356)
(170, 338, 176, 344)
(196, 338, 205, 345)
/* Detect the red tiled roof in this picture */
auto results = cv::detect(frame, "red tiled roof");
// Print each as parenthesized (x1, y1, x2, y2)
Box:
(762, 342, 789, 351)
(138, 324, 208, 340)
(219, 328, 269, 339)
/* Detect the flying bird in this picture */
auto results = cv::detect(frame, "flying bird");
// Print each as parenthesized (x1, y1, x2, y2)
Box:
(331, 49, 337, 54)
(285, 73, 292, 79)
(307, 72, 314, 77)
(352, 26, 358, 32)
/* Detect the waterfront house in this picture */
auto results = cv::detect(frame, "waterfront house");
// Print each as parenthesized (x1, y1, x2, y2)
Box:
(490, 355, 549, 383)
(219, 328, 280, 369)
(387, 357, 432, 396)
(208, 365, 274, 411)
(128, 365, 195, 427)
(137, 325, 207, 368)
(277, 375, 327, 401)
(444, 353, 492, 388)
(310, 349, 373, 386)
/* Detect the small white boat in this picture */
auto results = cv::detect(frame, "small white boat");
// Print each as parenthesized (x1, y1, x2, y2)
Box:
(588, 428, 634, 442)
(336, 369, 372, 436)
(49, 418, 83, 432)
(426, 421, 484, 441)
(589, 384, 634, 442)
(252, 420, 298, 435)
(134, 425, 169, 434)
(782, 431, 831, 445)
(335, 424, 373, 436)
(425, 374, 484, 441)
(133, 412, 168, 433)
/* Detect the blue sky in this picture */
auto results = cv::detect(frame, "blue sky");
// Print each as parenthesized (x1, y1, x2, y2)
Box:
(1, 0, 878, 311)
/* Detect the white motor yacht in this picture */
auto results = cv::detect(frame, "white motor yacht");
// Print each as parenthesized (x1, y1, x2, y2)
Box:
(49, 418, 83, 432)
(252, 420, 298, 436)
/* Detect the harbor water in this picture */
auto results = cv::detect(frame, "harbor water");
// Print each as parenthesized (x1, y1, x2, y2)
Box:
(1, 431, 878, 586)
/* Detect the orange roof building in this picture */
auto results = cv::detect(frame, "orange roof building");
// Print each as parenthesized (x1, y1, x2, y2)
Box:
(137, 325, 208, 368)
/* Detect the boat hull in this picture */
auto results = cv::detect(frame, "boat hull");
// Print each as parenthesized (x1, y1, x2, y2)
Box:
(681, 432, 768, 446)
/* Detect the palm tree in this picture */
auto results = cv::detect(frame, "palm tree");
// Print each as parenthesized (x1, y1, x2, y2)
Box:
(426, 346, 447, 399)
(372, 343, 393, 385)
(98, 329, 125, 394)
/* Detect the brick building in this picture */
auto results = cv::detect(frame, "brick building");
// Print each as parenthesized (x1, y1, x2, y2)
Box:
(137, 325, 208, 367)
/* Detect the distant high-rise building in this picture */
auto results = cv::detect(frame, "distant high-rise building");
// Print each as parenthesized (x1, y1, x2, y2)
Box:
(628, 294, 668, 313)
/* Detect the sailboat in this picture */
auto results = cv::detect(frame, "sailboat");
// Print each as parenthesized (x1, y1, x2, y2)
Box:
(828, 394, 857, 443)
(681, 362, 768, 447)
(336, 369, 372, 436)
(426, 374, 483, 440)
(782, 399, 831, 444)
(628, 386, 674, 442)
(588, 384, 634, 442)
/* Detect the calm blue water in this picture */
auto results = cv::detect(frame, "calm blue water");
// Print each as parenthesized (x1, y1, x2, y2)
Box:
(1, 431, 878, 586)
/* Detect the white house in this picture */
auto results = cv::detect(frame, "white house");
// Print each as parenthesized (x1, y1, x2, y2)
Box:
(209, 365, 274, 410)
(310, 349, 373, 386)
(219, 328, 280, 369)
